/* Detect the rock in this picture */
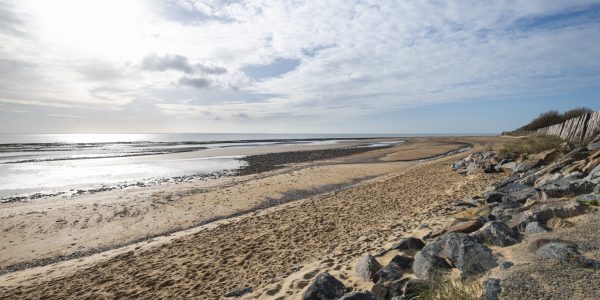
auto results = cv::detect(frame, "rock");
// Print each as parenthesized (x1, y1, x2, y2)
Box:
(389, 255, 414, 270)
(529, 200, 585, 223)
(371, 277, 407, 300)
(534, 173, 563, 188)
(514, 159, 542, 173)
(536, 149, 560, 163)
(483, 191, 506, 204)
(339, 291, 375, 300)
(412, 252, 452, 280)
(508, 187, 538, 203)
(496, 183, 531, 194)
(582, 157, 600, 174)
(355, 254, 382, 282)
(541, 178, 595, 197)
(546, 217, 575, 229)
(498, 260, 514, 269)
(507, 211, 537, 232)
(470, 221, 520, 247)
(373, 261, 404, 284)
(562, 160, 586, 174)
(224, 287, 253, 298)
(533, 241, 595, 268)
(413, 233, 496, 279)
(587, 164, 600, 180)
(490, 200, 523, 222)
(500, 162, 517, 173)
(587, 135, 600, 151)
(451, 199, 478, 208)
(480, 278, 501, 300)
(403, 279, 429, 299)
(524, 222, 549, 234)
(391, 237, 425, 253)
(443, 219, 484, 234)
(564, 147, 590, 161)
(302, 272, 347, 300)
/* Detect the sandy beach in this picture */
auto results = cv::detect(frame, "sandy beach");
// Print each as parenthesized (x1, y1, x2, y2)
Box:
(0, 136, 506, 298)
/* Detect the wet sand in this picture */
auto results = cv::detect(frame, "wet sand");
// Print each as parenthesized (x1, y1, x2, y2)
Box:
(0, 136, 507, 299)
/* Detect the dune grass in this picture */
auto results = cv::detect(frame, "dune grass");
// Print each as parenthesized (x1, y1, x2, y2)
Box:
(411, 276, 483, 300)
(498, 135, 564, 158)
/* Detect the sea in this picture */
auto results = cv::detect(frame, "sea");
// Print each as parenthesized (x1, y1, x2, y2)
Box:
(0, 133, 403, 202)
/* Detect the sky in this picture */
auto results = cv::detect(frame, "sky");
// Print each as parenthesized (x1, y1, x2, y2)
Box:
(0, 0, 599, 134)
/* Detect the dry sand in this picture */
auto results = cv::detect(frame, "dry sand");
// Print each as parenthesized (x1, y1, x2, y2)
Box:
(0, 136, 507, 299)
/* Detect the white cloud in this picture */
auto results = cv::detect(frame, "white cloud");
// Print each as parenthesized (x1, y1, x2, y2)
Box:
(1, 0, 599, 131)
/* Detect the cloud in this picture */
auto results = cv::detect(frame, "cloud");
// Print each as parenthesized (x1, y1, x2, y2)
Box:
(141, 53, 227, 76)
(178, 76, 211, 89)
(2, 0, 600, 133)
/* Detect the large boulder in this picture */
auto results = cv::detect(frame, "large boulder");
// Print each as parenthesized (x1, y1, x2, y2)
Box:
(389, 255, 414, 271)
(528, 200, 586, 223)
(413, 233, 496, 279)
(373, 261, 404, 284)
(514, 159, 542, 173)
(371, 276, 407, 300)
(469, 221, 520, 247)
(302, 272, 347, 300)
(355, 254, 382, 282)
(541, 178, 595, 197)
(530, 240, 596, 268)
(490, 200, 523, 222)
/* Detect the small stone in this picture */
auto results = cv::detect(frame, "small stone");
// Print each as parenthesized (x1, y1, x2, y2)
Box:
(224, 287, 253, 298)
(480, 278, 501, 300)
(498, 260, 514, 269)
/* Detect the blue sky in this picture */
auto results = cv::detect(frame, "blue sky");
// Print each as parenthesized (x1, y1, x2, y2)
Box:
(0, 0, 599, 134)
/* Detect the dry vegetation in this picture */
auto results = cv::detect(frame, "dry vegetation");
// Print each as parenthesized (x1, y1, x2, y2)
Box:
(498, 135, 563, 158)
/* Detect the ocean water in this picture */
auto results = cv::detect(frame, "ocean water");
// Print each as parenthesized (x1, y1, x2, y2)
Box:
(0, 133, 401, 202)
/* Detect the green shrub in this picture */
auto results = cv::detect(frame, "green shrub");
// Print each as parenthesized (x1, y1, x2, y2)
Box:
(498, 135, 563, 158)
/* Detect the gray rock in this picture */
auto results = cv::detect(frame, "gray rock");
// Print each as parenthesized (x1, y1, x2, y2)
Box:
(508, 187, 539, 203)
(480, 278, 501, 300)
(412, 251, 452, 280)
(355, 254, 382, 282)
(524, 222, 549, 234)
(224, 287, 253, 298)
(413, 233, 497, 279)
(514, 159, 541, 173)
(470, 221, 520, 247)
(391, 237, 425, 253)
(339, 291, 375, 300)
(371, 277, 407, 300)
(500, 162, 518, 173)
(302, 272, 347, 300)
(541, 178, 595, 197)
(484, 191, 506, 204)
(389, 255, 414, 270)
(588, 135, 600, 151)
(528, 200, 586, 223)
(534, 173, 563, 188)
(403, 279, 429, 299)
(451, 199, 478, 208)
(496, 183, 531, 194)
(491, 200, 523, 222)
(373, 261, 404, 284)
(532, 241, 596, 268)
(588, 164, 600, 180)
(498, 260, 514, 269)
